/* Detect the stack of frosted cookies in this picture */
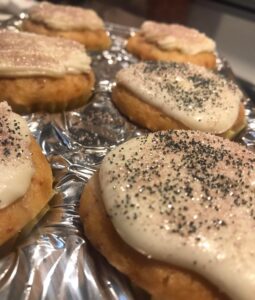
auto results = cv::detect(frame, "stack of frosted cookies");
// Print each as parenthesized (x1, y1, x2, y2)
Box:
(22, 1, 111, 51)
(0, 3, 251, 300)
(0, 29, 95, 113)
(126, 21, 216, 69)
(80, 130, 255, 300)
(0, 102, 53, 248)
(112, 61, 246, 139)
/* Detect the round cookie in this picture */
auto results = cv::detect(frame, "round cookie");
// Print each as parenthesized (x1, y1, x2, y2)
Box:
(126, 21, 216, 69)
(0, 102, 53, 247)
(80, 130, 255, 300)
(22, 1, 111, 51)
(112, 61, 246, 139)
(0, 29, 95, 113)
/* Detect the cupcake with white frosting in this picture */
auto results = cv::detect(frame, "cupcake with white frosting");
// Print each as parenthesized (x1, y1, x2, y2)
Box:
(0, 29, 95, 113)
(22, 1, 111, 51)
(127, 21, 216, 69)
(0, 102, 52, 247)
(112, 61, 246, 139)
(80, 130, 255, 300)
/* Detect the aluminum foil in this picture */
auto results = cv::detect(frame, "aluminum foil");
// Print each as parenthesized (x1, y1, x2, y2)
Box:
(0, 21, 254, 300)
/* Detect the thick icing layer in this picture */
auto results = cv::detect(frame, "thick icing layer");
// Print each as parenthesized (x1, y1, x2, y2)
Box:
(0, 29, 91, 77)
(116, 62, 242, 133)
(99, 130, 255, 300)
(0, 102, 34, 209)
(140, 21, 216, 55)
(29, 1, 104, 31)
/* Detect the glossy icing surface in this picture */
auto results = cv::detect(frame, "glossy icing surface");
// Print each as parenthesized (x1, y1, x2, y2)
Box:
(100, 130, 255, 300)
(140, 21, 215, 55)
(116, 62, 241, 133)
(29, 1, 104, 31)
(0, 29, 91, 77)
(0, 102, 34, 209)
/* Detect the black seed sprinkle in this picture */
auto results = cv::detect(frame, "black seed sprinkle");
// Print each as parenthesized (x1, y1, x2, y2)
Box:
(104, 131, 255, 240)
(122, 61, 240, 117)
(0, 103, 27, 164)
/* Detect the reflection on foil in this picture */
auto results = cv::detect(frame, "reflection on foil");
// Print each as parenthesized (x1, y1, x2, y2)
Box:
(0, 22, 254, 300)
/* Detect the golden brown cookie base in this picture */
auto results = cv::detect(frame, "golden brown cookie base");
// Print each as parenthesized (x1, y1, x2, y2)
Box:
(79, 173, 230, 300)
(126, 34, 216, 69)
(0, 204, 49, 257)
(112, 85, 246, 139)
(0, 137, 53, 247)
(0, 71, 95, 113)
(22, 19, 111, 51)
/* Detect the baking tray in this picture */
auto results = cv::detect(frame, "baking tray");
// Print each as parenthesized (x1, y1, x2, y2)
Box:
(0, 19, 255, 300)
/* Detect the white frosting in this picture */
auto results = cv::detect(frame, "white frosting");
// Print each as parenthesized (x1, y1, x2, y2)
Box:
(0, 29, 91, 77)
(0, 102, 34, 209)
(116, 62, 242, 133)
(99, 130, 255, 300)
(28, 1, 104, 31)
(140, 21, 216, 55)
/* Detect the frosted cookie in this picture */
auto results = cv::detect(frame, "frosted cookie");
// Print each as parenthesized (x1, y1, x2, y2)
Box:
(0, 102, 53, 247)
(0, 29, 95, 113)
(80, 130, 255, 300)
(22, 1, 111, 51)
(112, 61, 246, 139)
(126, 21, 216, 69)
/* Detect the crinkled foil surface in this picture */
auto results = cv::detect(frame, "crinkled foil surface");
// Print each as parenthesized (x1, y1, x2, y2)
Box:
(0, 20, 255, 300)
